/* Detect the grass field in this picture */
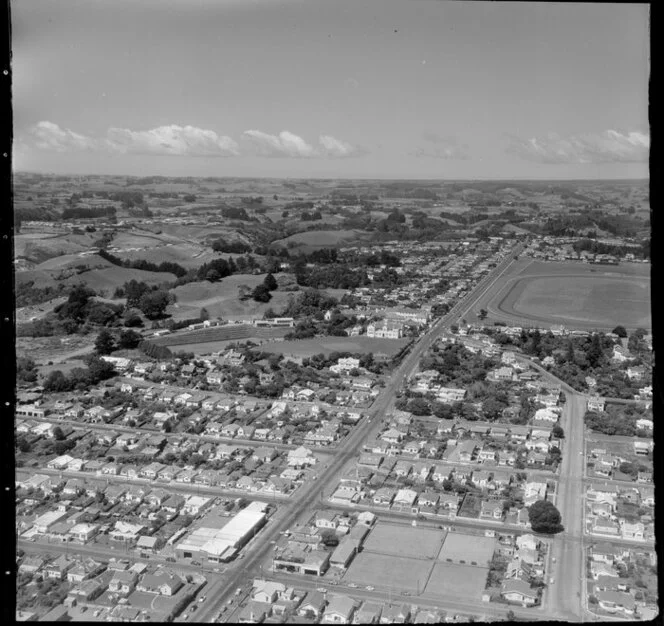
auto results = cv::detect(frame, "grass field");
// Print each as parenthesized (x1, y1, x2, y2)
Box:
(472, 259, 652, 330)
(500, 275, 651, 329)
(425, 563, 489, 599)
(272, 229, 364, 249)
(169, 275, 296, 321)
(258, 336, 410, 357)
(343, 553, 433, 592)
(362, 523, 446, 559)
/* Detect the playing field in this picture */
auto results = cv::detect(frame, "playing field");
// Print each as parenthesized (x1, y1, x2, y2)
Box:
(425, 562, 489, 599)
(259, 336, 410, 357)
(343, 552, 433, 592)
(362, 523, 446, 559)
(500, 275, 651, 328)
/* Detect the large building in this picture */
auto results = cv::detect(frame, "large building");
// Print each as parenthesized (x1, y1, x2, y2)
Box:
(175, 501, 267, 563)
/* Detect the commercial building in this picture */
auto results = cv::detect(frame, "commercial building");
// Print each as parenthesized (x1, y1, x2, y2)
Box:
(175, 501, 267, 563)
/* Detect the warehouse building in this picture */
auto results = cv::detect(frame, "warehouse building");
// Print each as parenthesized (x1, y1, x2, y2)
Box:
(175, 501, 267, 563)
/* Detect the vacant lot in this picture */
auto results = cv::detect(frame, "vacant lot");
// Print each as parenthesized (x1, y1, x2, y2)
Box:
(362, 523, 446, 559)
(343, 552, 433, 592)
(258, 336, 410, 358)
(425, 562, 489, 599)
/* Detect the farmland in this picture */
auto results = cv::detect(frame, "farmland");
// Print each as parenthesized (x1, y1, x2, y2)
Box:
(257, 336, 411, 358)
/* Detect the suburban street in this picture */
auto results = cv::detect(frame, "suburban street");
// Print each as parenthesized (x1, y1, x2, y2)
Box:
(196, 244, 528, 622)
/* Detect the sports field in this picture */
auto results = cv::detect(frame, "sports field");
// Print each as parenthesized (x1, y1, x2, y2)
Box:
(258, 336, 410, 358)
(343, 552, 432, 592)
(425, 562, 489, 599)
(475, 260, 651, 330)
(362, 524, 446, 559)
(503, 276, 651, 328)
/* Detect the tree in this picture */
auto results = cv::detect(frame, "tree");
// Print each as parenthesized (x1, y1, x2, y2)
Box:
(139, 290, 170, 319)
(52, 426, 65, 441)
(528, 500, 564, 534)
(206, 269, 221, 282)
(118, 329, 141, 350)
(251, 284, 272, 303)
(263, 272, 278, 291)
(94, 330, 116, 355)
(552, 424, 565, 439)
(478, 308, 488, 320)
(612, 325, 628, 338)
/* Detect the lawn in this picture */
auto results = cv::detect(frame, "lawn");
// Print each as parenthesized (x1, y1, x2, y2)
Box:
(343, 552, 434, 592)
(425, 563, 489, 600)
(258, 336, 410, 358)
(362, 523, 446, 559)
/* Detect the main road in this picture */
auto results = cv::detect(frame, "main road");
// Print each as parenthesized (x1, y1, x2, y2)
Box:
(196, 243, 525, 622)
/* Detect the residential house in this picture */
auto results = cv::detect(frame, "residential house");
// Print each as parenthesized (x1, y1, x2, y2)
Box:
(322, 594, 357, 624)
(500, 579, 539, 606)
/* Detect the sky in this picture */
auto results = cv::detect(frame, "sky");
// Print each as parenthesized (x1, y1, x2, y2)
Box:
(12, 0, 650, 180)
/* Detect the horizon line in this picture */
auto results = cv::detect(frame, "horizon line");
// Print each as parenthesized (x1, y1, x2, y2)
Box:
(12, 170, 650, 184)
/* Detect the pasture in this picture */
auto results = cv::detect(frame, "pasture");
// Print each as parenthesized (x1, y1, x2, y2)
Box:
(168, 275, 295, 321)
(258, 336, 410, 358)
(272, 229, 364, 249)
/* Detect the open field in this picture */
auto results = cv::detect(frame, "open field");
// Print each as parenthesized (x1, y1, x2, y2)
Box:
(468, 260, 651, 330)
(343, 552, 433, 592)
(438, 532, 496, 566)
(362, 523, 446, 559)
(271, 229, 366, 250)
(17, 262, 176, 291)
(169, 275, 296, 321)
(258, 336, 410, 358)
(498, 274, 650, 329)
(425, 562, 489, 599)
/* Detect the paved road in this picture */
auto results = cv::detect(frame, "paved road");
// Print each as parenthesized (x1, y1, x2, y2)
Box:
(25, 466, 292, 504)
(263, 571, 551, 622)
(197, 243, 526, 622)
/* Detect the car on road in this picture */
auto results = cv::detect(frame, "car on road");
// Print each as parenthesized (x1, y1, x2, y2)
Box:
(552, 557, 556, 563)
(348, 583, 357, 588)
(235, 587, 242, 595)
(199, 595, 206, 602)
(365, 586, 375, 591)
(549, 578, 555, 584)
(316, 587, 327, 593)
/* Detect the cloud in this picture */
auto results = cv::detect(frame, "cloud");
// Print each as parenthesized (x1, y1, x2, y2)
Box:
(105, 125, 239, 156)
(506, 130, 649, 164)
(25, 122, 366, 160)
(242, 130, 316, 158)
(414, 132, 470, 160)
(319, 134, 365, 158)
(243, 130, 365, 158)
(29, 121, 100, 152)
